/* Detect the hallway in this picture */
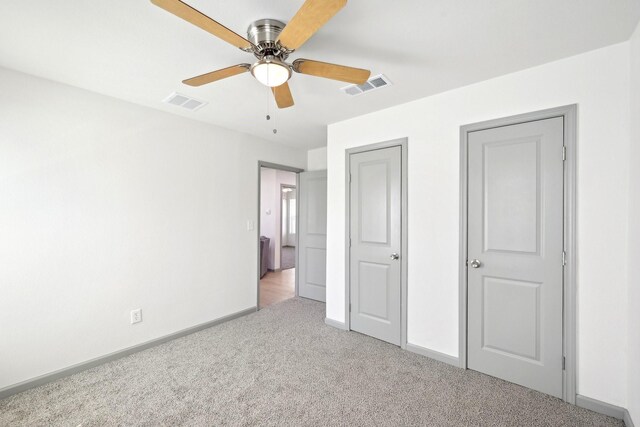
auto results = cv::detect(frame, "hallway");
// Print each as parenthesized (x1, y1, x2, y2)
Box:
(259, 268, 295, 308)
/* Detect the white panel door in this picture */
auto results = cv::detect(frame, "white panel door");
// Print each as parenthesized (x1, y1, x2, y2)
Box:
(298, 170, 327, 302)
(467, 117, 564, 398)
(349, 146, 402, 345)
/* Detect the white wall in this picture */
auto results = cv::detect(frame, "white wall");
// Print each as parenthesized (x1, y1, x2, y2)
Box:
(307, 147, 327, 171)
(326, 43, 630, 407)
(259, 168, 296, 270)
(0, 67, 306, 391)
(627, 20, 640, 425)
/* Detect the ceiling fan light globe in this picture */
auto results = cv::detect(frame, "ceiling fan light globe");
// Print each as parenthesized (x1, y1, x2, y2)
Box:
(251, 59, 291, 87)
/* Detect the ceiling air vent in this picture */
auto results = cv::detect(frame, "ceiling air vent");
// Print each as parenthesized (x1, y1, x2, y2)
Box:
(162, 92, 208, 111)
(341, 74, 392, 96)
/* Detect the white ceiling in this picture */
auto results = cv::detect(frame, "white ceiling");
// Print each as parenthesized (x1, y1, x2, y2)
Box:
(1, 1, 638, 149)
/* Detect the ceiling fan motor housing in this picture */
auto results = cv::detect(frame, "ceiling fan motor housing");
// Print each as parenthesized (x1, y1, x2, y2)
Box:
(247, 19, 290, 59)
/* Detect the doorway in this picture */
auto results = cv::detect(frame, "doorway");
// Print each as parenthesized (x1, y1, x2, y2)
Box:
(258, 162, 303, 309)
(345, 138, 408, 347)
(459, 105, 577, 403)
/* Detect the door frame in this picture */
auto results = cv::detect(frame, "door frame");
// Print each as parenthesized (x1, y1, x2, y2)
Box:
(279, 183, 297, 268)
(344, 138, 409, 348)
(257, 161, 304, 310)
(458, 104, 577, 404)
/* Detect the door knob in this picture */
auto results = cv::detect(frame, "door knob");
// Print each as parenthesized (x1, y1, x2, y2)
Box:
(390, 253, 399, 260)
(469, 259, 482, 268)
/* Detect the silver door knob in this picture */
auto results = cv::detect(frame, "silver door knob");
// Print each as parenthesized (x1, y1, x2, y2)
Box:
(469, 259, 482, 268)
(390, 253, 399, 260)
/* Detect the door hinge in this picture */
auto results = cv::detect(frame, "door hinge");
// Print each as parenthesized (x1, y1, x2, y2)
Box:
(562, 146, 567, 161)
(562, 251, 567, 266)
(349, 237, 352, 247)
(349, 303, 352, 313)
(562, 356, 566, 370)
(349, 173, 352, 183)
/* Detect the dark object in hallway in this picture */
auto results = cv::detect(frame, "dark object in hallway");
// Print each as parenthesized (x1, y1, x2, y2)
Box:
(259, 236, 270, 278)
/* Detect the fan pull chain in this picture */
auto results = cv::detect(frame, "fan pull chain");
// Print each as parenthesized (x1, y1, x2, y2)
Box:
(272, 105, 277, 135)
(265, 85, 270, 122)
(265, 85, 277, 135)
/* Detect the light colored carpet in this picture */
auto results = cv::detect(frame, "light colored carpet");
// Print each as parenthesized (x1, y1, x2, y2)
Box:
(280, 246, 295, 270)
(0, 298, 622, 426)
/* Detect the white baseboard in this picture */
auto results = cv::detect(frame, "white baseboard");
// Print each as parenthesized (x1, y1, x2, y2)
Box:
(576, 394, 628, 421)
(405, 343, 460, 367)
(0, 306, 257, 400)
(324, 317, 348, 330)
(322, 321, 460, 368)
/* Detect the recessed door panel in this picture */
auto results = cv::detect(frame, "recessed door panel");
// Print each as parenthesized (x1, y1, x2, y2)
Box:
(358, 261, 390, 321)
(359, 161, 390, 245)
(305, 247, 326, 287)
(484, 138, 540, 254)
(482, 277, 540, 361)
(467, 117, 564, 398)
(306, 177, 327, 236)
(349, 146, 402, 346)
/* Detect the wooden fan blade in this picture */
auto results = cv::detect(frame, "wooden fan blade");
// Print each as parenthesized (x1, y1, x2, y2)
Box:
(271, 82, 294, 109)
(183, 64, 250, 86)
(151, 0, 253, 50)
(293, 59, 370, 84)
(277, 0, 347, 50)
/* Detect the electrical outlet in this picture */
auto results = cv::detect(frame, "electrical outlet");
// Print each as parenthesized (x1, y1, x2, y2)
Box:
(130, 308, 142, 324)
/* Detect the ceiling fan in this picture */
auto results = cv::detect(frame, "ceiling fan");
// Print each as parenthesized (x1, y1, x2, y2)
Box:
(151, 0, 371, 109)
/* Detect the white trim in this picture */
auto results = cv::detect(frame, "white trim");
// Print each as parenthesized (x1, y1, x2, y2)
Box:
(575, 395, 626, 420)
(625, 409, 636, 427)
(405, 343, 460, 367)
(324, 317, 348, 330)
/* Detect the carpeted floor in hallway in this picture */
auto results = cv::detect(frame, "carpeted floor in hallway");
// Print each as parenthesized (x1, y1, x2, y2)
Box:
(0, 298, 622, 426)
